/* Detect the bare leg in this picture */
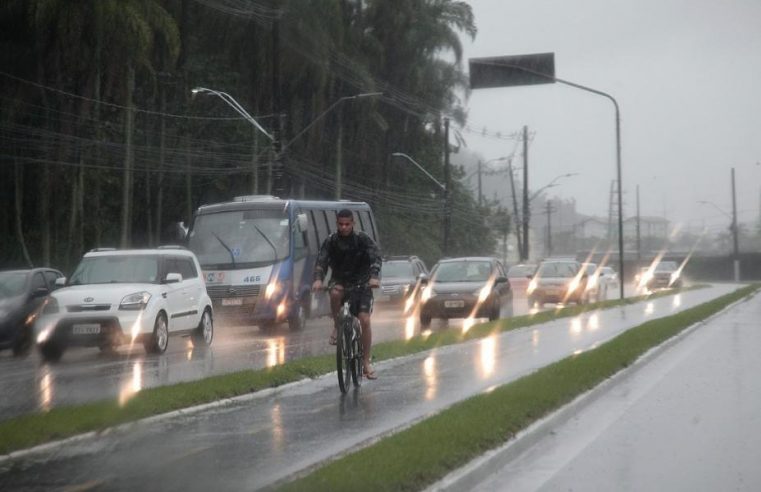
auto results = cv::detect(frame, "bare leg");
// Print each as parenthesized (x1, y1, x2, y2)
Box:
(358, 312, 372, 373)
(329, 286, 344, 341)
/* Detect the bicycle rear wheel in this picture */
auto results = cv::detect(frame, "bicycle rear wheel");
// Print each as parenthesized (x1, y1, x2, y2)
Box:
(336, 318, 352, 394)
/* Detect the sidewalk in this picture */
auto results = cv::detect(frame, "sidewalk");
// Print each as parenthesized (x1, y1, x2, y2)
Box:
(443, 287, 761, 491)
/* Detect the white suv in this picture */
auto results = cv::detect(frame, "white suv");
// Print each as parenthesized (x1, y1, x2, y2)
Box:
(35, 247, 213, 361)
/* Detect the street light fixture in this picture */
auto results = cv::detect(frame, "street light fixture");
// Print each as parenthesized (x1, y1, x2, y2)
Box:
(469, 53, 625, 300)
(191, 87, 275, 142)
(529, 173, 579, 202)
(391, 152, 448, 253)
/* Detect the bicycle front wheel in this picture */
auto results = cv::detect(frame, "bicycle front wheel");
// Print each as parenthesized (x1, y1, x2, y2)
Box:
(350, 318, 362, 387)
(336, 319, 352, 394)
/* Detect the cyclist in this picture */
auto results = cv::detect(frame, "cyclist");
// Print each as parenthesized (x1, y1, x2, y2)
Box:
(312, 209, 382, 379)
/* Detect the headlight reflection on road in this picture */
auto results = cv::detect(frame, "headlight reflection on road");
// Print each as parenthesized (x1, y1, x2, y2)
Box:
(645, 302, 654, 316)
(531, 329, 540, 351)
(673, 294, 682, 308)
(266, 337, 286, 367)
(271, 403, 284, 451)
(38, 366, 53, 412)
(118, 361, 143, 407)
(405, 316, 416, 340)
(479, 336, 497, 379)
(570, 317, 583, 336)
(423, 355, 437, 401)
(587, 313, 600, 331)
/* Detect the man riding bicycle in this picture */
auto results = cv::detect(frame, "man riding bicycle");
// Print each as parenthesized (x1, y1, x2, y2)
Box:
(312, 209, 382, 379)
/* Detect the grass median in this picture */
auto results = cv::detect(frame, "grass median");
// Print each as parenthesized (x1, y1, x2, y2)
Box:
(277, 284, 760, 492)
(0, 285, 706, 455)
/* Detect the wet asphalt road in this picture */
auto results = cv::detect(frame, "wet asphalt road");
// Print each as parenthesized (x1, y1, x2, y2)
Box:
(473, 287, 761, 491)
(0, 284, 732, 491)
(0, 292, 548, 420)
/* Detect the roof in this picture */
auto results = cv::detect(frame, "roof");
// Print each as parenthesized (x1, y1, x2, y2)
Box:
(84, 248, 195, 258)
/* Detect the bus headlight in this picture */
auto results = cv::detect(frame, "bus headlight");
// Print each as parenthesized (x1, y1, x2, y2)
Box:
(265, 280, 281, 299)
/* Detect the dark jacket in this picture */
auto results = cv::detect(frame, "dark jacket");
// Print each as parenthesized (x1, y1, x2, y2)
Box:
(313, 231, 382, 285)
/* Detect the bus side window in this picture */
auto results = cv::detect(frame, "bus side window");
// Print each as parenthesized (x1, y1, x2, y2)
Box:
(307, 210, 319, 254)
(314, 210, 330, 246)
(360, 210, 376, 242)
(326, 210, 337, 232)
(293, 211, 307, 260)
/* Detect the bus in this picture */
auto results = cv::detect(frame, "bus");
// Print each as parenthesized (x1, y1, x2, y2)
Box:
(186, 195, 380, 332)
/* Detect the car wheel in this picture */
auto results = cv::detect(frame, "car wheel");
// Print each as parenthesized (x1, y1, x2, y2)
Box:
(39, 341, 64, 362)
(260, 320, 278, 334)
(144, 312, 169, 354)
(192, 308, 214, 347)
(488, 299, 500, 321)
(12, 327, 33, 357)
(288, 297, 308, 332)
(420, 314, 432, 328)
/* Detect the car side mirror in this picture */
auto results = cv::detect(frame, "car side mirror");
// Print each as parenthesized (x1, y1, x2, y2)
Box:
(495, 276, 508, 284)
(54, 277, 66, 288)
(32, 287, 49, 298)
(417, 273, 429, 285)
(164, 272, 183, 284)
(526, 274, 533, 279)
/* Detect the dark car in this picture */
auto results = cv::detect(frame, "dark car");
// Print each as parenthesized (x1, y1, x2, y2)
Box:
(0, 268, 64, 356)
(418, 257, 513, 327)
(378, 256, 428, 306)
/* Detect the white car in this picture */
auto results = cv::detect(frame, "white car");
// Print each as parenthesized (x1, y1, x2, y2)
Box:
(35, 248, 213, 361)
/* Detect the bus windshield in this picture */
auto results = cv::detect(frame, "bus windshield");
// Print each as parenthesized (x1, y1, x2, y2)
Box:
(188, 208, 290, 268)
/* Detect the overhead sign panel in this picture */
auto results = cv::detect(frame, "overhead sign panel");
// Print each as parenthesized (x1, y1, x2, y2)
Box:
(469, 53, 556, 89)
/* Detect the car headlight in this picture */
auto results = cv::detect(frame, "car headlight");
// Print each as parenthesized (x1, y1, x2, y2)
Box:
(421, 286, 434, 302)
(477, 285, 491, 303)
(119, 292, 152, 310)
(527, 279, 538, 295)
(42, 297, 59, 315)
(266, 279, 287, 300)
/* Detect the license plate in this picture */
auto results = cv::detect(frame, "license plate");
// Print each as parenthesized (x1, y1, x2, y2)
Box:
(444, 300, 465, 308)
(222, 298, 243, 306)
(72, 324, 101, 335)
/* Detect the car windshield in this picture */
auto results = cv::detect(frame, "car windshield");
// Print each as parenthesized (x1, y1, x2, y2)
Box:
(68, 255, 160, 285)
(537, 262, 578, 278)
(507, 265, 535, 278)
(188, 208, 290, 268)
(655, 261, 678, 272)
(434, 261, 492, 282)
(584, 264, 597, 275)
(383, 261, 414, 278)
(0, 272, 27, 299)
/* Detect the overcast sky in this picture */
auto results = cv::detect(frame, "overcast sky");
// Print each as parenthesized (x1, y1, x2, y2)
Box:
(459, 0, 761, 235)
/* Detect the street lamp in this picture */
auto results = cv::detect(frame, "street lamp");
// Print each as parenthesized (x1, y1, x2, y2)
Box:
(191, 87, 275, 142)
(391, 152, 448, 253)
(529, 172, 579, 202)
(469, 53, 625, 300)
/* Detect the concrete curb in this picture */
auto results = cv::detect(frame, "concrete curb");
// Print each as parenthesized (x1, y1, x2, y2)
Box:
(425, 288, 758, 492)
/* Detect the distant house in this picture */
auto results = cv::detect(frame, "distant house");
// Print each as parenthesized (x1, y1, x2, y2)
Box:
(574, 216, 608, 239)
(624, 216, 669, 238)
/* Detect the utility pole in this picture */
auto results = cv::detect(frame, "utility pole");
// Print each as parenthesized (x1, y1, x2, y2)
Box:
(731, 167, 740, 281)
(522, 125, 529, 261)
(335, 107, 343, 199)
(508, 161, 524, 260)
(477, 159, 482, 207)
(636, 184, 641, 261)
(545, 200, 555, 257)
(271, 12, 283, 196)
(443, 117, 451, 255)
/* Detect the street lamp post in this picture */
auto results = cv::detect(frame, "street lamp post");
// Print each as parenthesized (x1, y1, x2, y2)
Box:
(391, 152, 448, 253)
(469, 54, 625, 300)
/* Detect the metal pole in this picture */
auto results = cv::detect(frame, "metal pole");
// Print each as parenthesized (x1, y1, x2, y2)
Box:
(546, 201, 553, 257)
(507, 161, 523, 260)
(731, 167, 740, 281)
(636, 184, 641, 261)
(477, 160, 482, 207)
(522, 125, 529, 261)
(443, 118, 451, 255)
(615, 104, 625, 299)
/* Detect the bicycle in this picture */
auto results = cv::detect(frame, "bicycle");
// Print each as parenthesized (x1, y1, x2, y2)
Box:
(335, 284, 365, 394)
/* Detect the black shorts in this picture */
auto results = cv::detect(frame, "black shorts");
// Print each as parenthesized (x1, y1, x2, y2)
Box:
(332, 283, 374, 316)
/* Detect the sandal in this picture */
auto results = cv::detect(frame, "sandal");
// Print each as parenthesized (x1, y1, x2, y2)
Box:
(363, 368, 378, 380)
